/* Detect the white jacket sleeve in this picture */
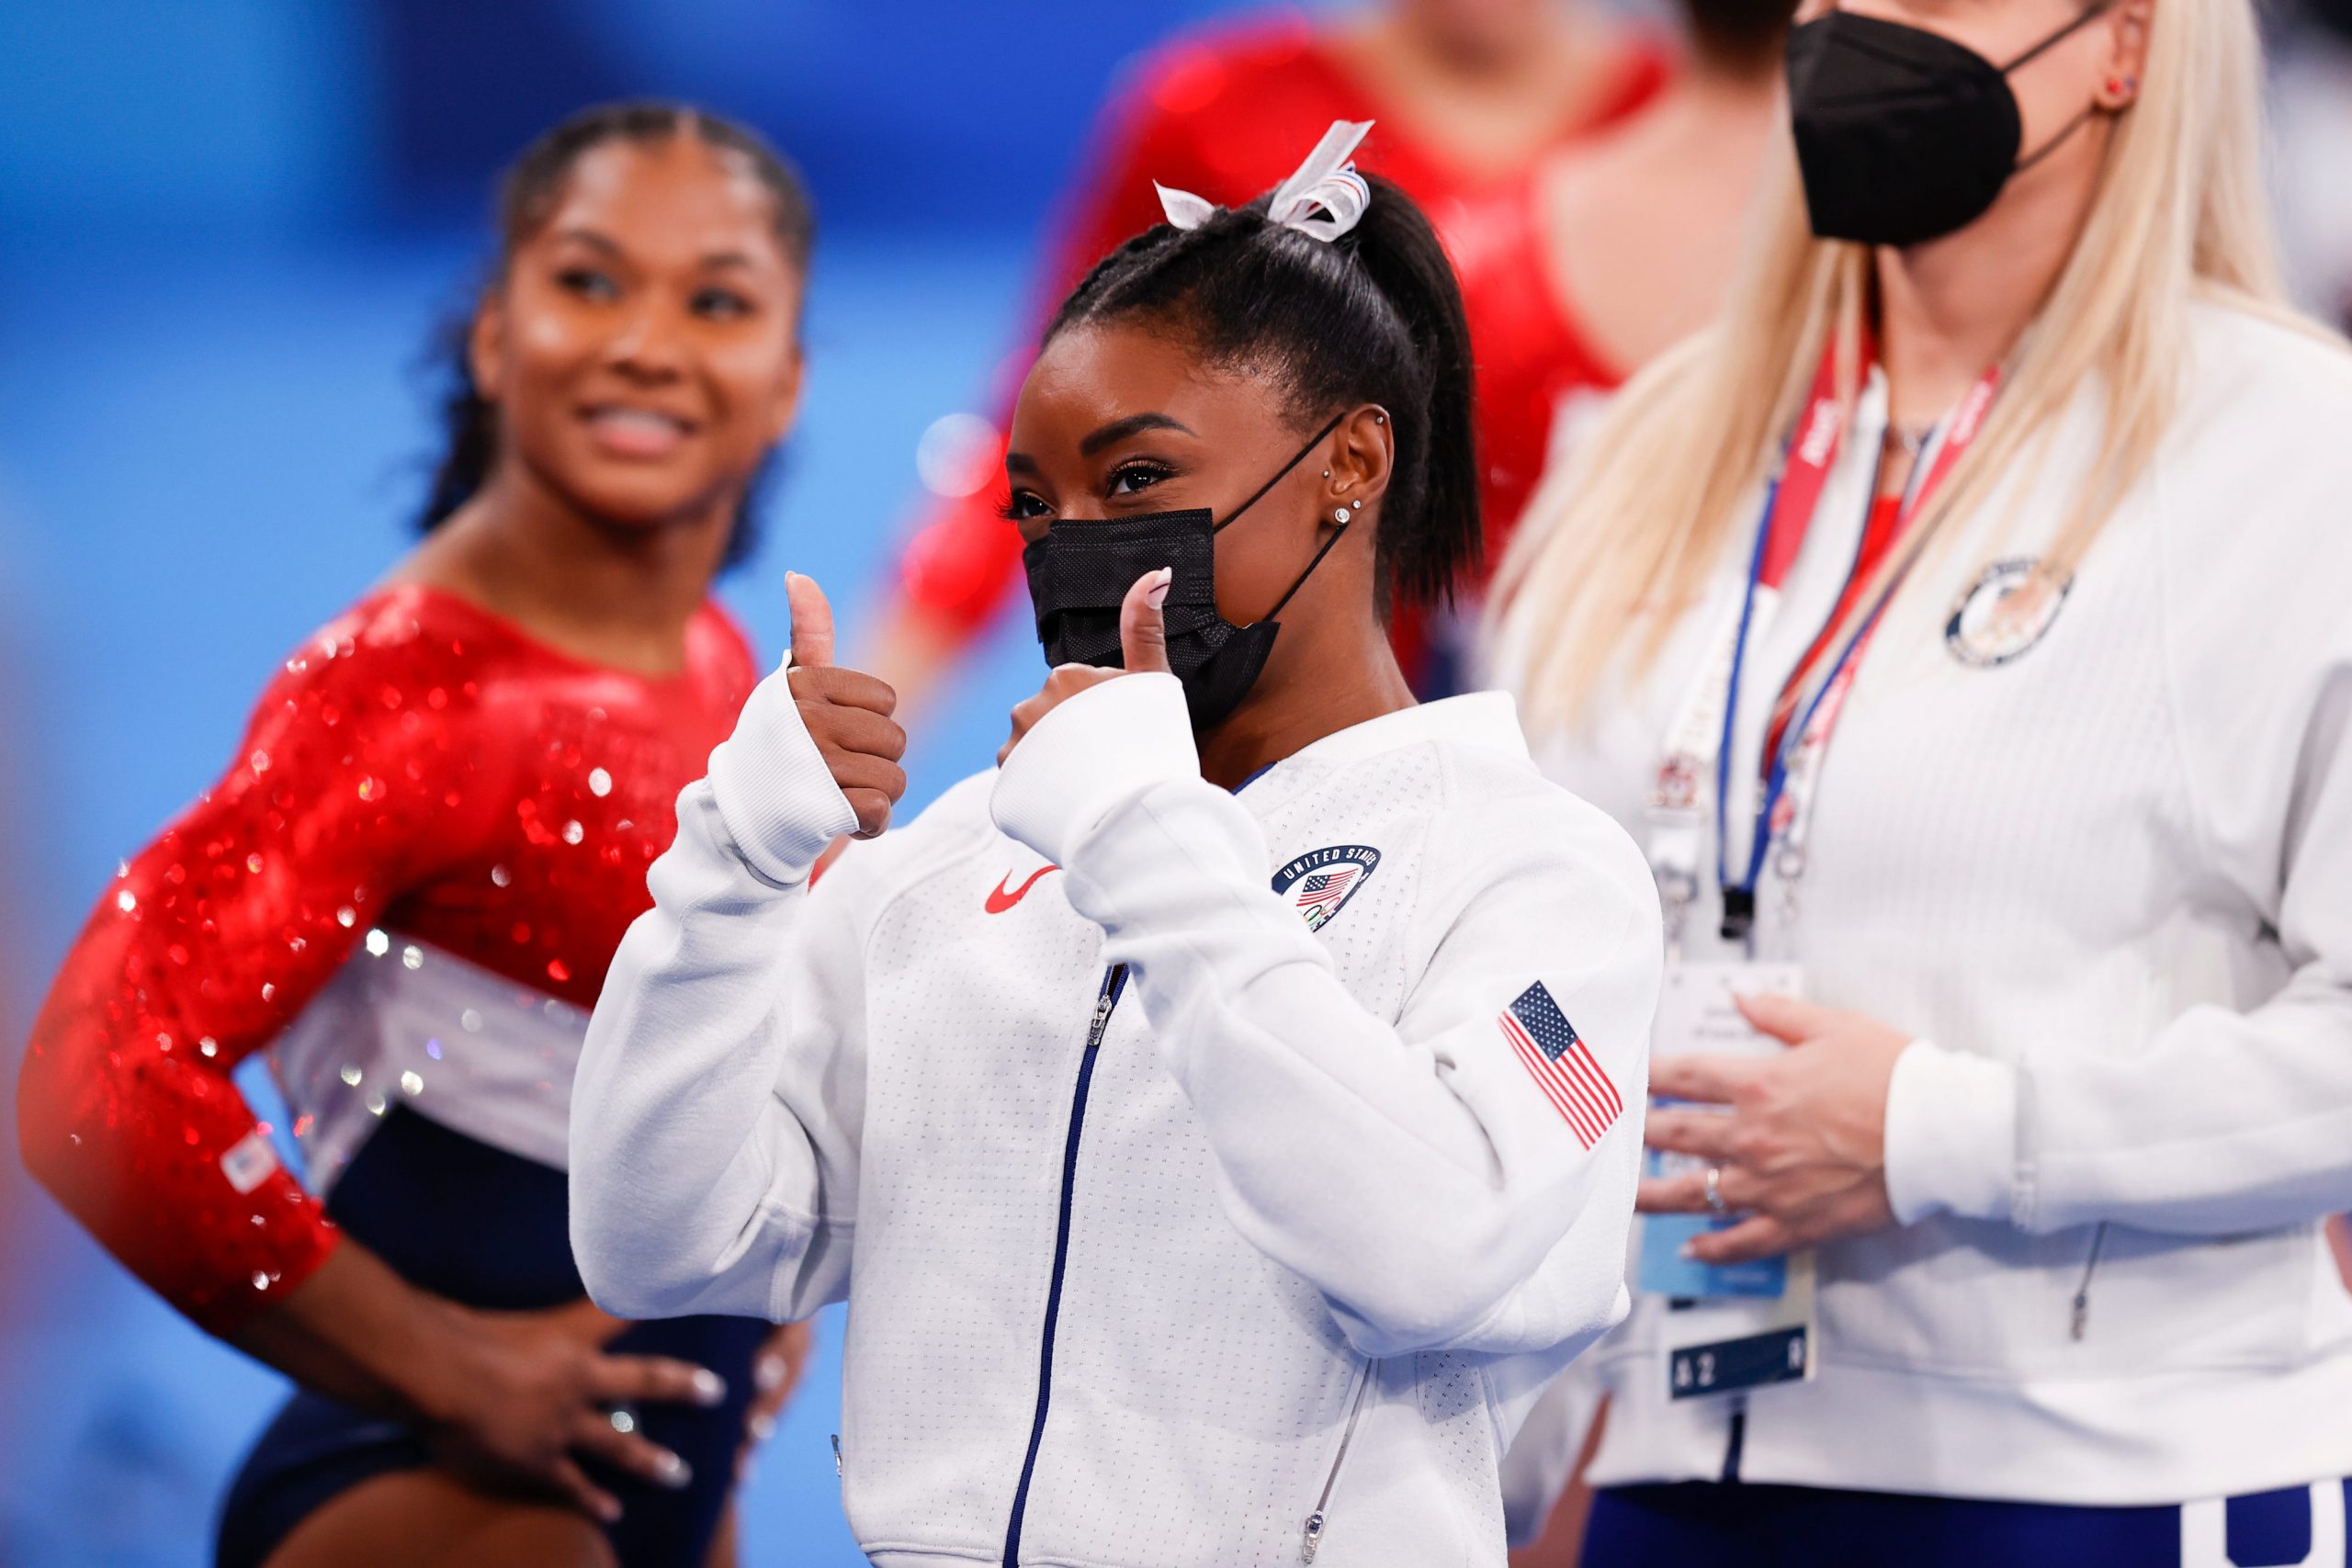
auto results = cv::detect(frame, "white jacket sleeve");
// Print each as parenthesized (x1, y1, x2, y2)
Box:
(1886, 422, 2352, 1237)
(992, 675, 1663, 1358)
(569, 660, 867, 1322)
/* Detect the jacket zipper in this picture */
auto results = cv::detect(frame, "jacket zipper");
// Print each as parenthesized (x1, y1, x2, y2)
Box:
(1300, 1358, 1374, 1562)
(1001, 964, 1128, 1568)
(2069, 1222, 2109, 1340)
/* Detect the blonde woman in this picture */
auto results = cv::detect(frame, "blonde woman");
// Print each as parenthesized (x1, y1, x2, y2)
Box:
(1489, 0, 2352, 1558)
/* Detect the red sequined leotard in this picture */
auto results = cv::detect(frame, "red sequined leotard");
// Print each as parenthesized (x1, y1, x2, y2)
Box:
(17, 584, 757, 1335)
(892, 11, 1670, 686)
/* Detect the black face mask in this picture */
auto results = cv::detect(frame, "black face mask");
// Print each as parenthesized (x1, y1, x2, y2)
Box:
(1786, 4, 2113, 248)
(1021, 410, 1351, 731)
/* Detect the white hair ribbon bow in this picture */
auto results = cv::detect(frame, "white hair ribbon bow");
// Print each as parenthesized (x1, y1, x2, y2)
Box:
(1153, 118, 1374, 242)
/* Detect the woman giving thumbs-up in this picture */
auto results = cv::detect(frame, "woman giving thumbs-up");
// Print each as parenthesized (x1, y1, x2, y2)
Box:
(568, 129, 1661, 1567)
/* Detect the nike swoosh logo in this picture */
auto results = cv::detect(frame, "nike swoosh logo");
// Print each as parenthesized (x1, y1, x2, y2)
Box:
(984, 865, 1060, 914)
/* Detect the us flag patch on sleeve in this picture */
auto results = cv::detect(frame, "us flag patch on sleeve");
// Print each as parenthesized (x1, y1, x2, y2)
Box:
(1500, 981, 1621, 1148)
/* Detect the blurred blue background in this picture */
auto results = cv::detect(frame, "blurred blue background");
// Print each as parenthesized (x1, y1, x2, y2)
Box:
(0, 2, 1257, 1562)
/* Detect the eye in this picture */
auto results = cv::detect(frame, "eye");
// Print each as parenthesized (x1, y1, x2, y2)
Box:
(691, 286, 754, 321)
(1107, 460, 1174, 497)
(557, 266, 619, 302)
(998, 490, 1051, 522)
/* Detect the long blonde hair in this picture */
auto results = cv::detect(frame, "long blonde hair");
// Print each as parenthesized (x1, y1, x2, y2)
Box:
(1496, 0, 2297, 726)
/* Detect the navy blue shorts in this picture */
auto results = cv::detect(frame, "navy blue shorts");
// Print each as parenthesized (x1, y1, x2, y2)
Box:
(213, 1109, 768, 1568)
(1586, 1479, 2352, 1568)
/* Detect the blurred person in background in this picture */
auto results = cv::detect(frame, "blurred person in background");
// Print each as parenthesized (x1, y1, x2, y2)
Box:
(17, 103, 815, 1568)
(862, 0, 1674, 703)
(1431, 0, 1797, 698)
(1490, 0, 2352, 1557)
(2272, 0, 2352, 330)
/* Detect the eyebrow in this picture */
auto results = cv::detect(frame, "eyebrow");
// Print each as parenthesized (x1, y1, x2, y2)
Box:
(557, 227, 623, 255)
(1080, 412, 1194, 456)
(1005, 412, 1196, 475)
(554, 229, 763, 272)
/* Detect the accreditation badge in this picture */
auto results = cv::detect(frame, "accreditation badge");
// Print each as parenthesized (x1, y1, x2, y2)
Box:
(1640, 960, 1819, 1400)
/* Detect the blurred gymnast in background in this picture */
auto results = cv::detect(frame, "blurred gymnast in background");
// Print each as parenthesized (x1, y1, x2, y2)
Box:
(863, 0, 1672, 703)
(1434, 0, 1796, 697)
(18, 103, 814, 1568)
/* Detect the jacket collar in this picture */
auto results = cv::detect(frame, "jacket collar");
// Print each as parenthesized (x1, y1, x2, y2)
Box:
(1242, 692, 1529, 801)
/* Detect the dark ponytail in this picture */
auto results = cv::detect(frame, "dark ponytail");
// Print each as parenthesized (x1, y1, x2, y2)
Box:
(416, 101, 815, 570)
(1046, 166, 1484, 613)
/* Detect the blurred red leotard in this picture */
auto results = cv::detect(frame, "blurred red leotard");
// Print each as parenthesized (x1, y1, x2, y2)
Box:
(18, 584, 757, 1335)
(896, 11, 1670, 686)
(1443, 167, 1630, 556)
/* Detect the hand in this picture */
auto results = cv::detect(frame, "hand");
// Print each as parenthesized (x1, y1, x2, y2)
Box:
(421, 1297, 728, 1524)
(786, 571, 908, 839)
(998, 568, 1171, 766)
(1636, 993, 1910, 1265)
(743, 1320, 813, 1449)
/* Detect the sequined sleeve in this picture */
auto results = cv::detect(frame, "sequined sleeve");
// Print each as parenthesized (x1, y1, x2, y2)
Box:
(17, 619, 497, 1335)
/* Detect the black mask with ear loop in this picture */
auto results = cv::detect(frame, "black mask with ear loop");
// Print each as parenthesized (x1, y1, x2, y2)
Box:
(1022, 408, 1354, 731)
(1786, 0, 2118, 247)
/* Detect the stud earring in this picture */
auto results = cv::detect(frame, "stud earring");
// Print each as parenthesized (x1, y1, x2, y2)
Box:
(1322, 468, 1330, 478)
(1333, 507, 1351, 525)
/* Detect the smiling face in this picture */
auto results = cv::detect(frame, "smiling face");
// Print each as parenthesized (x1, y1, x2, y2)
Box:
(1005, 321, 1373, 629)
(468, 133, 806, 534)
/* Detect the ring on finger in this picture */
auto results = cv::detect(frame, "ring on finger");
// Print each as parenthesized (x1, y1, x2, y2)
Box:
(1703, 1164, 1729, 1216)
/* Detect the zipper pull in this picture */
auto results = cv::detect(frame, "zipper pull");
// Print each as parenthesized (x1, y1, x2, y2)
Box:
(2068, 1222, 2109, 1342)
(1301, 1510, 1326, 1562)
(831, 1433, 843, 1476)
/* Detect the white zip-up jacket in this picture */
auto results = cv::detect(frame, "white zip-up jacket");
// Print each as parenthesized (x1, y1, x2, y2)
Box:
(570, 672, 1662, 1567)
(1498, 300, 2352, 1516)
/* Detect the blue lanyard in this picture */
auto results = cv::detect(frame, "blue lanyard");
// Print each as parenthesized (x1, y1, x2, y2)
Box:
(1713, 447, 1924, 944)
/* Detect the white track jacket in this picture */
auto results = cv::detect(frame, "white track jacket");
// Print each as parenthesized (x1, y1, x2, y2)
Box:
(570, 674, 1662, 1567)
(1498, 300, 2352, 1517)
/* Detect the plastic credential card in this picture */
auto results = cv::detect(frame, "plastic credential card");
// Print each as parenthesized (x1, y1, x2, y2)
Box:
(1639, 960, 1819, 1401)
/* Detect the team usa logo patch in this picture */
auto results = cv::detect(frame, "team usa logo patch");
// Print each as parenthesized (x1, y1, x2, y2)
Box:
(1270, 844, 1380, 933)
(1500, 982, 1622, 1149)
(1945, 558, 2073, 668)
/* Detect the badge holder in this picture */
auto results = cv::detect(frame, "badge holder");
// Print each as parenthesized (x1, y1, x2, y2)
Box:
(1639, 960, 1818, 1402)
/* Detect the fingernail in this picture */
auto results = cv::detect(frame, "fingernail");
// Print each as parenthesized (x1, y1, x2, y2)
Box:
(597, 1495, 625, 1523)
(1147, 568, 1172, 609)
(1679, 1241, 1698, 1260)
(755, 1353, 787, 1393)
(691, 1368, 727, 1406)
(750, 1411, 777, 1443)
(657, 1450, 693, 1489)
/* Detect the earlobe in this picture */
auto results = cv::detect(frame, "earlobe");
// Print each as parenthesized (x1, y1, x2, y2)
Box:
(1324, 403, 1396, 513)
(467, 293, 505, 401)
(2106, 0, 2153, 101)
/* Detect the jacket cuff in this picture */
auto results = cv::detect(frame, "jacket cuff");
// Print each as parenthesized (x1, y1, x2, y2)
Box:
(1883, 1039, 2020, 1225)
(706, 660, 861, 886)
(990, 673, 1198, 868)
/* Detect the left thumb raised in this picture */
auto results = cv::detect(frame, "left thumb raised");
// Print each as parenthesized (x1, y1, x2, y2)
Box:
(1121, 568, 1174, 675)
